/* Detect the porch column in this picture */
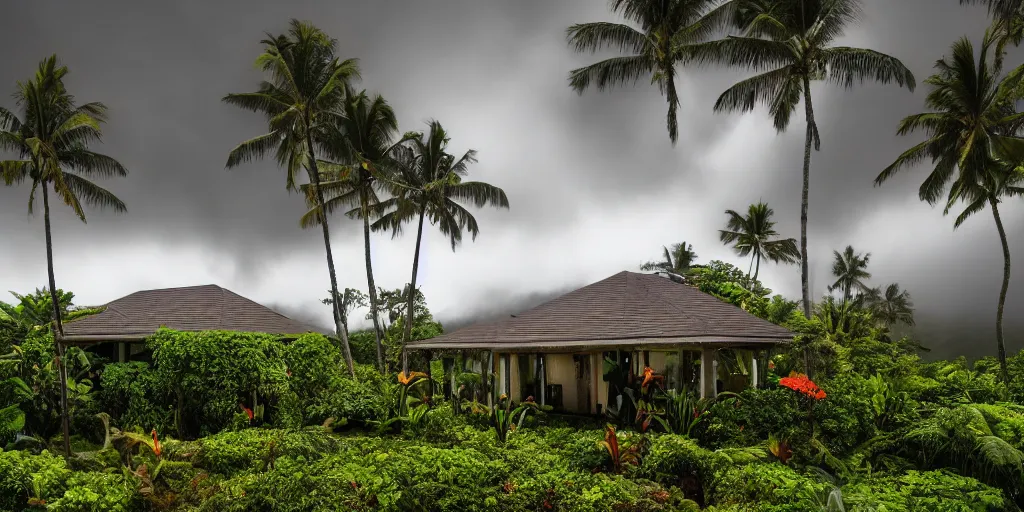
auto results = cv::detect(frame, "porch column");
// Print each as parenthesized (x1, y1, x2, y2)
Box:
(539, 354, 547, 407)
(750, 357, 759, 389)
(487, 351, 495, 407)
(675, 349, 685, 391)
(118, 342, 127, 363)
(700, 346, 717, 399)
(590, 352, 600, 414)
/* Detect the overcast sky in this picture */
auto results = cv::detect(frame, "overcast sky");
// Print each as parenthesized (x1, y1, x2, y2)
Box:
(1, 0, 1021, 359)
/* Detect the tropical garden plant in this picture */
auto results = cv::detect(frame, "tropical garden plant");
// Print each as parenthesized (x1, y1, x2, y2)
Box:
(301, 88, 414, 372)
(719, 201, 800, 283)
(640, 241, 699, 274)
(0, 55, 128, 456)
(566, 0, 725, 144)
(223, 19, 359, 377)
(371, 121, 508, 372)
(875, 28, 1024, 382)
(684, 0, 916, 317)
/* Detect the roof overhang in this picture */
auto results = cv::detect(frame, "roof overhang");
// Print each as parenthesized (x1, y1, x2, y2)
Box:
(405, 335, 792, 353)
(62, 330, 314, 345)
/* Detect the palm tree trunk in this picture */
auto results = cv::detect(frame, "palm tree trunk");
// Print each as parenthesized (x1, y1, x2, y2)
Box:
(361, 193, 386, 373)
(991, 197, 1011, 383)
(305, 130, 356, 378)
(42, 182, 71, 456)
(402, 205, 428, 375)
(800, 75, 814, 319)
(753, 253, 762, 283)
(801, 74, 815, 378)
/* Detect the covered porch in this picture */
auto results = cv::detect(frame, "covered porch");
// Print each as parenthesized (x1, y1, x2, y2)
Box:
(431, 344, 773, 414)
(407, 271, 793, 414)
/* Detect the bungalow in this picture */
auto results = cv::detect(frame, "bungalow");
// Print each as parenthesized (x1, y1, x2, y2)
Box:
(406, 271, 793, 413)
(62, 284, 323, 362)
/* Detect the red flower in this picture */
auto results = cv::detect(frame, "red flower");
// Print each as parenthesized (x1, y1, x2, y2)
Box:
(240, 403, 254, 420)
(779, 373, 826, 400)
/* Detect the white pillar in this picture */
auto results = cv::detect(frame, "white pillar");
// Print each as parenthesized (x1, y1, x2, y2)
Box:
(751, 358, 759, 389)
(498, 354, 507, 395)
(700, 346, 717, 399)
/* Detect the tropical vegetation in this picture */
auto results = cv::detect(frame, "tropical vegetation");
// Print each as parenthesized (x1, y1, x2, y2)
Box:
(2, 0, 1024, 510)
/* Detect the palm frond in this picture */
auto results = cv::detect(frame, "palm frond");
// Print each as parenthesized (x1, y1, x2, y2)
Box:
(566, 22, 649, 54)
(60, 172, 127, 217)
(447, 181, 509, 209)
(226, 131, 281, 169)
(680, 36, 793, 71)
(823, 47, 917, 91)
(568, 56, 655, 93)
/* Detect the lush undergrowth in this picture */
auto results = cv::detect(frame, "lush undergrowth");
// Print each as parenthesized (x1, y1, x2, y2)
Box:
(0, 418, 1009, 512)
(5, 283, 1024, 511)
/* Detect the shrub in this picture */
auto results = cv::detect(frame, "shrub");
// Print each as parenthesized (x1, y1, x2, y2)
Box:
(841, 470, 1008, 511)
(148, 329, 290, 438)
(98, 362, 172, 433)
(46, 471, 141, 512)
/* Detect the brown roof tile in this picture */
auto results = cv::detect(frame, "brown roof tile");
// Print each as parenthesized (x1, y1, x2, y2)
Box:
(407, 271, 793, 351)
(63, 284, 322, 342)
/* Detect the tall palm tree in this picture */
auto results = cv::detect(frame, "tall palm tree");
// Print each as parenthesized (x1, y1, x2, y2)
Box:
(718, 201, 800, 283)
(962, 0, 1023, 59)
(223, 20, 359, 377)
(374, 121, 509, 372)
(828, 245, 871, 303)
(566, 0, 725, 144)
(876, 30, 1024, 382)
(0, 55, 128, 455)
(640, 241, 698, 273)
(300, 88, 412, 373)
(864, 283, 915, 328)
(686, 0, 915, 317)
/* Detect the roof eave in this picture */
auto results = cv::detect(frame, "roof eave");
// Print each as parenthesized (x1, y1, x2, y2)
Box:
(406, 335, 793, 353)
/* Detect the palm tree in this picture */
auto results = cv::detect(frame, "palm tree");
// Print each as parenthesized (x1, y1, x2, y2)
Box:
(718, 202, 800, 283)
(962, 0, 1023, 59)
(0, 55, 128, 455)
(223, 20, 359, 377)
(864, 283, 915, 328)
(686, 0, 916, 317)
(875, 30, 1024, 382)
(300, 88, 411, 373)
(828, 245, 871, 303)
(374, 121, 509, 372)
(640, 241, 698, 274)
(566, 0, 725, 144)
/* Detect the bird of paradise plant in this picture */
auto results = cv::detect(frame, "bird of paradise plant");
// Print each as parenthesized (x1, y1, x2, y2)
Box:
(633, 367, 670, 433)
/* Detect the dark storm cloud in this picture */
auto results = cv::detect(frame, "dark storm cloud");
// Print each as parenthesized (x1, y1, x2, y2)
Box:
(1, 0, 1022, 359)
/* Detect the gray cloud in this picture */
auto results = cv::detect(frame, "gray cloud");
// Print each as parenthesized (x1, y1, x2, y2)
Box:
(1, 0, 1022, 360)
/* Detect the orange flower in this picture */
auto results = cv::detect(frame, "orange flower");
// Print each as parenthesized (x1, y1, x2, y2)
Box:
(240, 403, 254, 420)
(640, 367, 663, 391)
(151, 429, 162, 458)
(397, 371, 428, 385)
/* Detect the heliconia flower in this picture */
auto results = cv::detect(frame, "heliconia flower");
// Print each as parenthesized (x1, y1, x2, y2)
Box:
(151, 429, 162, 458)
(397, 371, 428, 385)
(767, 360, 776, 370)
(240, 403, 254, 420)
(499, 393, 508, 401)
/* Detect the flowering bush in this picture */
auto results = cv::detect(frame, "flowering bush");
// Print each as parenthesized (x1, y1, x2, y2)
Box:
(779, 373, 826, 400)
